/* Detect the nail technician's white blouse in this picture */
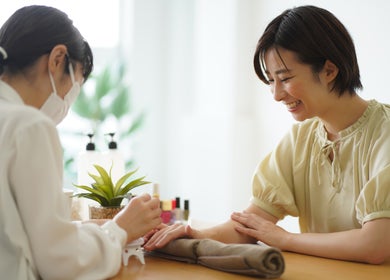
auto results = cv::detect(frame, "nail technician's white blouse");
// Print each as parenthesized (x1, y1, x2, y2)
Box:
(251, 100, 390, 233)
(0, 81, 127, 280)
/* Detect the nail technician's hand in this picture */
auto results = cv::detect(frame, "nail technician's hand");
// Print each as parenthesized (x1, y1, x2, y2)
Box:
(143, 223, 201, 251)
(114, 193, 162, 243)
(231, 211, 289, 249)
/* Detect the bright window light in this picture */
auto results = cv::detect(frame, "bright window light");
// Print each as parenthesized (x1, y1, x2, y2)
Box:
(0, 0, 119, 48)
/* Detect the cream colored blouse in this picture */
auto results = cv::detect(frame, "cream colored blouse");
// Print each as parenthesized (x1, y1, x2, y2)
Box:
(251, 100, 390, 233)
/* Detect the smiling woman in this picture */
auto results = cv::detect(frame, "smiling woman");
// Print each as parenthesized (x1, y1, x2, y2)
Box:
(122, 0, 390, 231)
(143, 4, 390, 265)
(262, 48, 347, 124)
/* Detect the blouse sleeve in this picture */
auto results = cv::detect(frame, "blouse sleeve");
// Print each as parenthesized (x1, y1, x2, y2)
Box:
(356, 164, 390, 224)
(250, 128, 299, 220)
(356, 111, 390, 225)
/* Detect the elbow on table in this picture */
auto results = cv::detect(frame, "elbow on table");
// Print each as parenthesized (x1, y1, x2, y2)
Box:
(361, 243, 388, 265)
(359, 219, 390, 264)
(364, 255, 386, 265)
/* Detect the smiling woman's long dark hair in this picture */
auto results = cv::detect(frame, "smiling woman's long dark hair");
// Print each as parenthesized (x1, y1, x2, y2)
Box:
(0, 5, 93, 80)
(254, 5, 362, 96)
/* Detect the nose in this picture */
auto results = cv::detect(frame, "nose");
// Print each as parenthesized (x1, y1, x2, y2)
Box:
(271, 81, 287, 102)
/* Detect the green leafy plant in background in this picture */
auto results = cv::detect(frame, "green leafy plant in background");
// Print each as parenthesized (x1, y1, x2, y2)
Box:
(72, 62, 144, 143)
(73, 164, 149, 207)
(63, 62, 145, 182)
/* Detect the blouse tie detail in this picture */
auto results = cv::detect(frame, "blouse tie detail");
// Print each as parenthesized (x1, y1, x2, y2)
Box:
(317, 140, 342, 192)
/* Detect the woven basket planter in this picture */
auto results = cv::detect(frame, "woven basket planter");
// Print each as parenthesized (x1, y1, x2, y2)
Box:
(89, 205, 124, 219)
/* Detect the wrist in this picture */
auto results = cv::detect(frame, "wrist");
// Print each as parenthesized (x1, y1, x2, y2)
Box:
(280, 232, 295, 251)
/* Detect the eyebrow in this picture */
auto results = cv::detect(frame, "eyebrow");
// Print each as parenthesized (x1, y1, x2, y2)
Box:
(265, 68, 292, 75)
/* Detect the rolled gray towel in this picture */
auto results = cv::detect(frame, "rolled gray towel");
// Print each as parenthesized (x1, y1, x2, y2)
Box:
(146, 239, 285, 278)
(147, 238, 199, 264)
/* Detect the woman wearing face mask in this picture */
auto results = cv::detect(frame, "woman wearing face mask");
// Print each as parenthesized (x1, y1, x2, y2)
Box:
(144, 5, 390, 264)
(0, 5, 161, 280)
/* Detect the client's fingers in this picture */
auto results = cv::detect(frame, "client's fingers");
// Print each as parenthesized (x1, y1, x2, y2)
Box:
(144, 223, 186, 250)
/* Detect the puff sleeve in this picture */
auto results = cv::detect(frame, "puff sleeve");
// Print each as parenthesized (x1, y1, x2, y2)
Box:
(250, 128, 299, 220)
(356, 164, 390, 224)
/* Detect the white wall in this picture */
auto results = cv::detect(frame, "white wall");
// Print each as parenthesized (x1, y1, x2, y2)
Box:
(125, 0, 390, 232)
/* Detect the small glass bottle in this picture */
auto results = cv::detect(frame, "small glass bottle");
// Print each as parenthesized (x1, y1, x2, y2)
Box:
(172, 197, 183, 223)
(160, 200, 172, 224)
(183, 199, 190, 223)
(152, 183, 160, 199)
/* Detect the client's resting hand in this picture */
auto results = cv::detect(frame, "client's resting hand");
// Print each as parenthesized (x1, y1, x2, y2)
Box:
(143, 223, 202, 251)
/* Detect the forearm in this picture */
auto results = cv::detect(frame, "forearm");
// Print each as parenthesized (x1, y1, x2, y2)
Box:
(283, 219, 389, 264)
(196, 219, 257, 244)
(285, 230, 365, 261)
(232, 209, 390, 264)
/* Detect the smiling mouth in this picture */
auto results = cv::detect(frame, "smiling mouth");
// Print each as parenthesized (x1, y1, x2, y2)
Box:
(286, 100, 302, 110)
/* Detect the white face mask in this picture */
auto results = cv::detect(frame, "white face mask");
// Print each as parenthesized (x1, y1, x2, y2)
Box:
(40, 62, 81, 125)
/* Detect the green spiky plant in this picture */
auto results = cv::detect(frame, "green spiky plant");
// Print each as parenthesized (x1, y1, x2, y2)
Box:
(73, 164, 150, 207)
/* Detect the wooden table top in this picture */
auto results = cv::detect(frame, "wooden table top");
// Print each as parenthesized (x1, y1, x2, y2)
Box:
(109, 251, 390, 280)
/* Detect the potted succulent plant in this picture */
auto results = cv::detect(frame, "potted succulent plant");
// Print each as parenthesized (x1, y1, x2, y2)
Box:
(73, 164, 150, 219)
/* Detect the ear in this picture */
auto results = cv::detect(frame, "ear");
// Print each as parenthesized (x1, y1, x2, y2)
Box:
(322, 59, 339, 84)
(47, 44, 68, 75)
